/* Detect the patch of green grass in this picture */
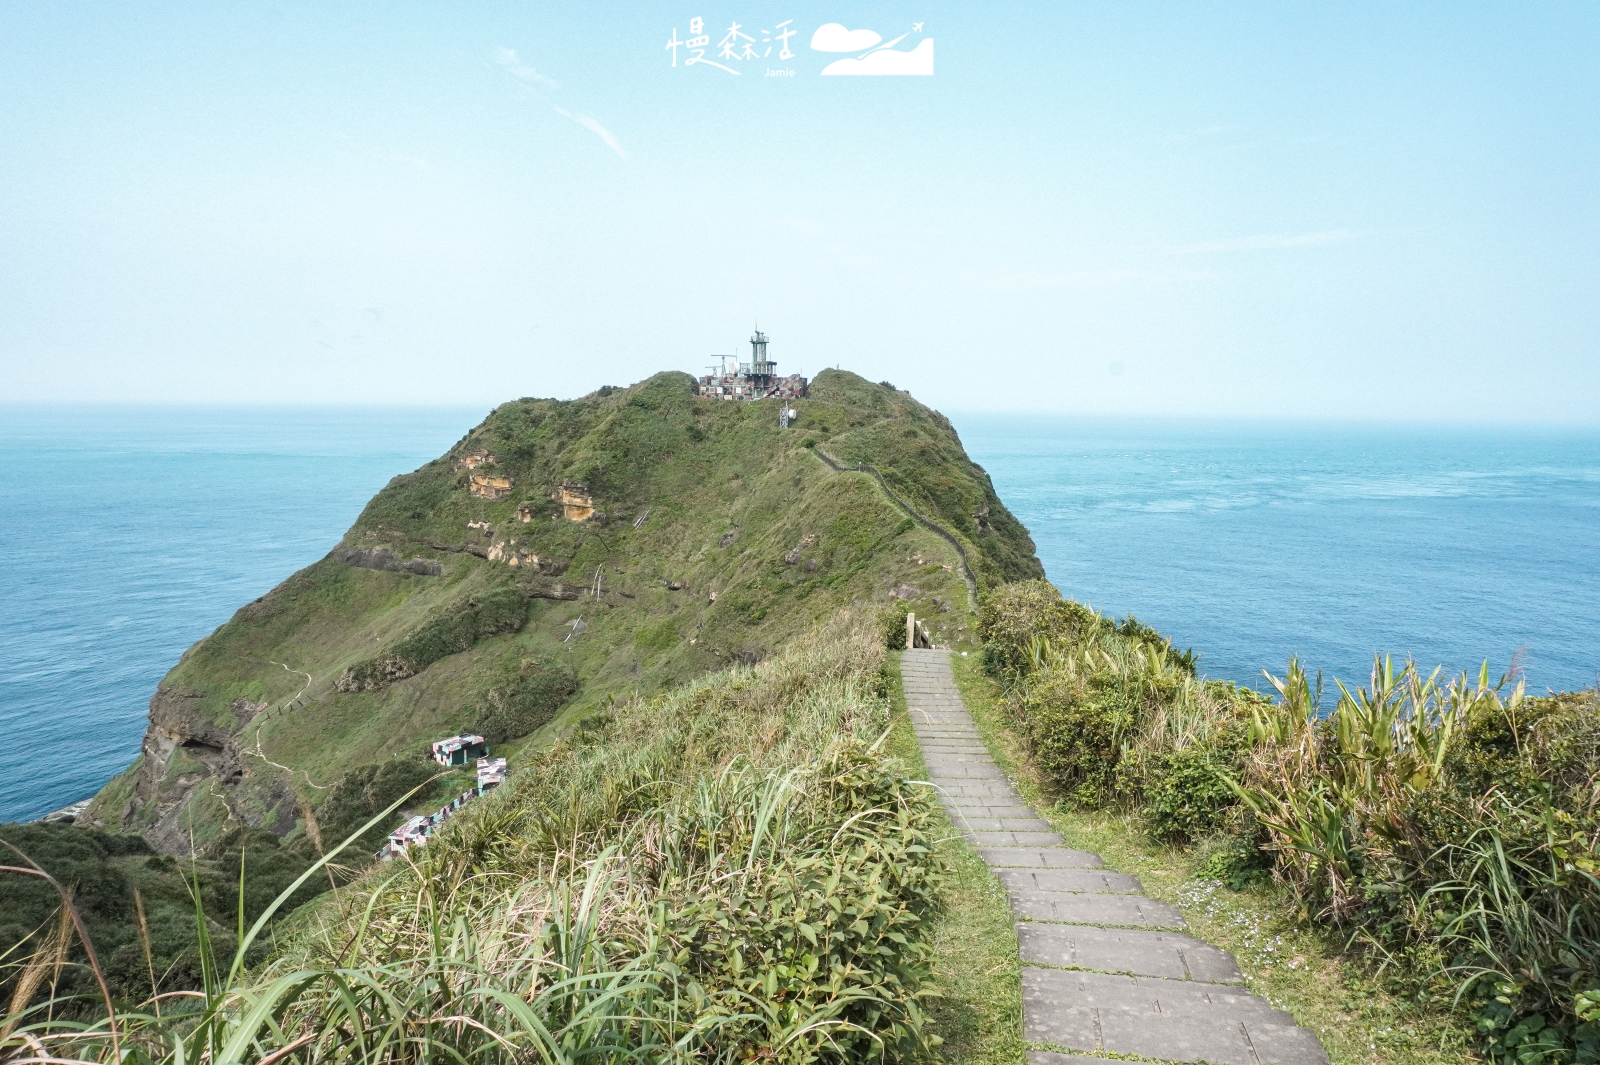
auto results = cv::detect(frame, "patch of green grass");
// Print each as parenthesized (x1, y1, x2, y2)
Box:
(881, 651, 1026, 1065)
(633, 616, 678, 652)
(947, 651, 1473, 1065)
(6, 617, 950, 1065)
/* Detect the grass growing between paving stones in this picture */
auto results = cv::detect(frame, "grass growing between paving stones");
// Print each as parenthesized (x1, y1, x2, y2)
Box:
(947, 649, 1475, 1065)
(883, 651, 1027, 1065)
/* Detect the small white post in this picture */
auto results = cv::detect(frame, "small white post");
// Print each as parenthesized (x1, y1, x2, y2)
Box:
(907, 612, 916, 650)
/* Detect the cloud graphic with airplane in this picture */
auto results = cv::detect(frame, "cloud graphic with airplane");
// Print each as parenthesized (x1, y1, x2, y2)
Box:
(810, 22, 933, 75)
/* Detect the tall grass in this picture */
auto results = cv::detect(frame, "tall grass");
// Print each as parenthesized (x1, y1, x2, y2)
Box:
(1, 615, 946, 1065)
(978, 580, 1600, 1063)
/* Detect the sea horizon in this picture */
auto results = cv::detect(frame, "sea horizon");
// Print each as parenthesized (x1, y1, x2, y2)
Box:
(2, 403, 1597, 823)
(8, 399, 1600, 431)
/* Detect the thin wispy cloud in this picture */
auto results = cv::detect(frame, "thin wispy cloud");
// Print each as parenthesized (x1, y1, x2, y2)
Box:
(493, 46, 626, 160)
(552, 106, 628, 159)
(493, 46, 557, 89)
(1170, 229, 1354, 254)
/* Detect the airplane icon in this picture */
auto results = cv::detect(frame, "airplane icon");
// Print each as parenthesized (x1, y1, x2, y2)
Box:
(913, 21, 924, 32)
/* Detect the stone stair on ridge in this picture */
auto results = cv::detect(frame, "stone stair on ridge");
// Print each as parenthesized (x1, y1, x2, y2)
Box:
(900, 647, 1329, 1065)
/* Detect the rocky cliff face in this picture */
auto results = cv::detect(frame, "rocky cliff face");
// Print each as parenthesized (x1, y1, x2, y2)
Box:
(85, 370, 1042, 854)
(95, 685, 294, 853)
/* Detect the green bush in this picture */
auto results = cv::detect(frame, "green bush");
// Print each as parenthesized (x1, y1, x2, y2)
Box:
(0, 825, 155, 1004)
(1237, 659, 1600, 1058)
(0, 823, 324, 1006)
(317, 757, 437, 848)
(338, 586, 527, 691)
(880, 602, 908, 650)
(1197, 822, 1273, 890)
(1135, 746, 1238, 844)
(976, 579, 1093, 679)
(1015, 670, 1137, 807)
(1114, 614, 1198, 675)
(393, 586, 526, 668)
(476, 656, 579, 743)
(652, 743, 943, 1062)
(204, 828, 327, 934)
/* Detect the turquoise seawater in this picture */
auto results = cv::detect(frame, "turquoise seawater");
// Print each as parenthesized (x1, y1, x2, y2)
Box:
(0, 407, 481, 823)
(1, 408, 1596, 823)
(957, 416, 1600, 700)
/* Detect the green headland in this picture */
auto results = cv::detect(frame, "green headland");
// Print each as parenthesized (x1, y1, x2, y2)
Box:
(76, 369, 1037, 855)
(3, 370, 1596, 1065)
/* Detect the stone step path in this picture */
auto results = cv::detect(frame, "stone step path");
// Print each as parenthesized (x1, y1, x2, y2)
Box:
(901, 649, 1329, 1065)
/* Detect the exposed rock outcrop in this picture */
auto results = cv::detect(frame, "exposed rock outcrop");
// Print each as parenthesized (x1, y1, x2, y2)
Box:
(551, 482, 596, 521)
(783, 534, 818, 565)
(487, 540, 541, 569)
(426, 539, 490, 560)
(334, 545, 442, 576)
(95, 683, 295, 854)
(452, 448, 496, 472)
(519, 576, 582, 601)
(470, 472, 514, 500)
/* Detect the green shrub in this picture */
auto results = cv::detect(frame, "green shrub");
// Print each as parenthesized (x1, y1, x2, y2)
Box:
(317, 756, 437, 848)
(0, 825, 156, 1004)
(1237, 658, 1600, 1057)
(1197, 822, 1273, 890)
(204, 828, 327, 935)
(652, 743, 943, 1062)
(976, 579, 1093, 679)
(0, 823, 322, 1006)
(1015, 669, 1137, 807)
(880, 602, 908, 650)
(1115, 614, 1198, 675)
(338, 586, 527, 691)
(393, 586, 526, 665)
(1139, 745, 1239, 845)
(476, 656, 579, 743)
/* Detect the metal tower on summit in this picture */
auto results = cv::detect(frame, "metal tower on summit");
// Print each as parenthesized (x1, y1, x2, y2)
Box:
(748, 329, 775, 389)
(695, 328, 808, 402)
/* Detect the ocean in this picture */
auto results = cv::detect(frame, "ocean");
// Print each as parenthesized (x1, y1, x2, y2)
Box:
(1, 407, 1596, 824)
(0, 407, 482, 824)
(957, 416, 1600, 699)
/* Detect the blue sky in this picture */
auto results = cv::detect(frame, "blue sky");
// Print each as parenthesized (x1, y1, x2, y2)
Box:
(2, 2, 1596, 420)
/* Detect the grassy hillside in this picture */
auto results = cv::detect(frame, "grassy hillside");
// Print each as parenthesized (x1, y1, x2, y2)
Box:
(80, 369, 1039, 858)
(6, 618, 947, 1064)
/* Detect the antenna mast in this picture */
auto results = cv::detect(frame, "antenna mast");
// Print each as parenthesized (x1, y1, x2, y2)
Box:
(749, 328, 774, 391)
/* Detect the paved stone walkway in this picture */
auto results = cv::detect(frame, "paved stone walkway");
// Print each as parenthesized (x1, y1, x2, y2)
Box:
(901, 649, 1330, 1065)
